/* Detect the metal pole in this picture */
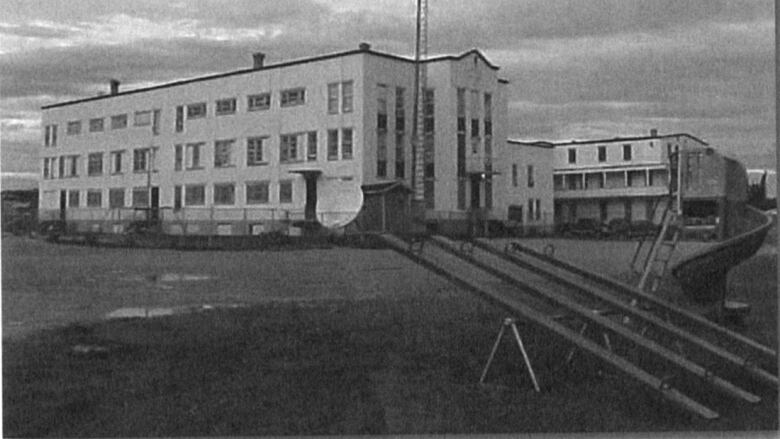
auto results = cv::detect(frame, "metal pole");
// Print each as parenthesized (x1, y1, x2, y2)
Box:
(479, 321, 507, 384)
(510, 320, 541, 392)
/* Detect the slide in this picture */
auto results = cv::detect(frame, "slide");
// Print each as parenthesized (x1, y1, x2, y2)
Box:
(671, 206, 773, 303)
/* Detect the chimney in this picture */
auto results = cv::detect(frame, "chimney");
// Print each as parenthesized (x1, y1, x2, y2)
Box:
(650, 128, 658, 137)
(359, 42, 371, 51)
(109, 79, 120, 95)
(252, 52, 266, 69)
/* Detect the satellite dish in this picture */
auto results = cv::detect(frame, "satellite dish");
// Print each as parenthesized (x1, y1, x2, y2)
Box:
(316, 178, 364, 229)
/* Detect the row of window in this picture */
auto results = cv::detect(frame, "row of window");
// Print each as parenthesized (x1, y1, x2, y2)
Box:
(376, 84, 408, 179)
(507, 199, 543, 223)
(567, 144, 633, 164)
(46, 82, 355, 146)
(42, 128, 356, 179)
(59, 181, 296, 209)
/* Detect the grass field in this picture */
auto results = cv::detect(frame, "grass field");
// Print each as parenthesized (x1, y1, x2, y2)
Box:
(3, 236, 778, 435)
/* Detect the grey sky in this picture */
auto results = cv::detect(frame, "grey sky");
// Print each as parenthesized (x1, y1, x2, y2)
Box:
(0, 0, 774, 174)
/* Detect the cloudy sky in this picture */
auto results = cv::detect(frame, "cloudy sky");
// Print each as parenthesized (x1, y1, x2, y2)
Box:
(0, 0, 775, 178)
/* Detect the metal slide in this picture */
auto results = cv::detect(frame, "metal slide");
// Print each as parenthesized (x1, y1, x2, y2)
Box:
(379, 233, 774, 420)
(671, 206, 774, 303)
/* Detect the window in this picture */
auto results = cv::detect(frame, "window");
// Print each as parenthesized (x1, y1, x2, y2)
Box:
(216, 98, 236, 116)
(175, 106, 184, 132)
(185, 184, 205, 206)
(512, 164, 518, 187)
(174, 144, 183, 171)
(528, 199, 534, 222)
(623, 144, 632, 161)
(67, 120, 81, 135)
(377, 84, 388, 130)
(598, 146, 607, 162)
(279, 180, 293, 203)
(68, 190, 80, 208)
(109, 188, 124, 208)
(527, 165, 535, 188)
(342, 81, 353, 113)
(88, 152, 103, 176)
(132, 187, 149, 207)
(111, 114, 128, 129)
(214, 139, 235, 167)
(152, 109, 161, 135)
(86, 190, 102, 207)
(61, 155, 79, 178)
(248, 93, 271, 111)
(42, 158, 55, 179)
(134, 110, 151, 126)
(327, 83, 339, 114)
(186, 143, 203, 169)
(213, 183, 235, 205)
(423, 89, 435, 184)
(568, 148, 576, 164)
(395, 132, 405, 179)
(341, 128, 353, 160)
(89, 118, 104, 132)
(246, 181, 270, 204)
(377, 131, 387, 178)
(307, 131, 317, 162)
(280, 88, 305, 107)
(327, 129, 339, 160)
(395, 87, 405, 132)
(133, 148, 149, 172)
(280, 134, 299, 163)
(111, 151, 123, 174)
(484, 93, 492, 136)
(44, 124, 58, 146)
(187, 102, 207, 119)
(535, 199, 541, 221)
(247, 137, 267, 166)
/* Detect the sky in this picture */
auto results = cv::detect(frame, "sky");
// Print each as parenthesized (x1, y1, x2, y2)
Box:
(0, 0, 775, 181)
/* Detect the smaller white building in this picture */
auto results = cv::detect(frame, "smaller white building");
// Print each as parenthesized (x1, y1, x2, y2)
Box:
(551, 131, 708, 225)
(501, 140, 555, 233)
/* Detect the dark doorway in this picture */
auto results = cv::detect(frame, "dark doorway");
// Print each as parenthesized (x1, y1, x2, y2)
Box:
(470, 174, 481, 209)
(59, 190, 67, 221)
(150, 187, 160, 223)
(305, 177, 317, 222)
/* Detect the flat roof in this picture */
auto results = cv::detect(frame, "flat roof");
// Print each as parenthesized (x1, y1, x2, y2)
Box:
(552, 133, 708, 147)
(42, 47, 499, 110)
(507, 139, 555, 149)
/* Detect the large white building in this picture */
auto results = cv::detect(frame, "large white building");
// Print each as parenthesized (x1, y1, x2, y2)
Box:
(38, 43, 533, 236)
(552, 131, 708, 224)
(504, 140, 555, 233)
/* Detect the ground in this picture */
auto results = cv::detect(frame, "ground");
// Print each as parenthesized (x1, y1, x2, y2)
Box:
(2, 235, 778, 435)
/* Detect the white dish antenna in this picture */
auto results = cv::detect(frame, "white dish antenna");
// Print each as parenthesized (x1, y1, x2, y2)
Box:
(316, 178, 364, 229)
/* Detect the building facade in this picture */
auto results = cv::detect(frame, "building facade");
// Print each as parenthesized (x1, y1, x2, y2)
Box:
(552, 132, 708, 225)
(503, 140, 555, 233)
(39, 43, 511, 235)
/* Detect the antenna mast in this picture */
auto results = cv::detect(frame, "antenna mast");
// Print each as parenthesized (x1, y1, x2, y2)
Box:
(411, 0, 428, 203)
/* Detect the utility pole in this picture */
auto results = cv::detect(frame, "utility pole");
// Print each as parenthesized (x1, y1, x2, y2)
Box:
(411, 0, 428, 227)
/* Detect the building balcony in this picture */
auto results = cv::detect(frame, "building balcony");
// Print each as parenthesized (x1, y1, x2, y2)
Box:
(554, 185, 668, 199)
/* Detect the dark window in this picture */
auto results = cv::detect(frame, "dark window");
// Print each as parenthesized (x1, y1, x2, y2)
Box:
(341, 128, 353, 159)
(67, 121, 81, 135)
(109, 188, 124, 208)
(623, 144, 632, 161)
(174, 145, 183, 171)
(598, 146, 606, 162)
(527, 165, 534, 188)
(110, 114, 128, 129)
(187, 103, 207, 119)
(132, 188, 149, 207)
(185, 185, 205, 206)
(68, 190, 80, 207)
(213, 183, 235, 205)
(246, 181, 270, 204)
(175, 106, 184, 132)
(89, 118, 104, 132)
(280, 88, 305, 107)
(280, 134, 298, 163)
(327, 129, 339, 160)
(248, 93, 271, 111)
(86, 190, 102, 207)
(215, 98, 236, 115)
(247, 137, 266, 166)
(568, 148, 576, 164)
(307, 131, 317, 162)
(279, 180, 293, 203)
(133, 148, 148, 172)
(88, 153, 103, 176)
